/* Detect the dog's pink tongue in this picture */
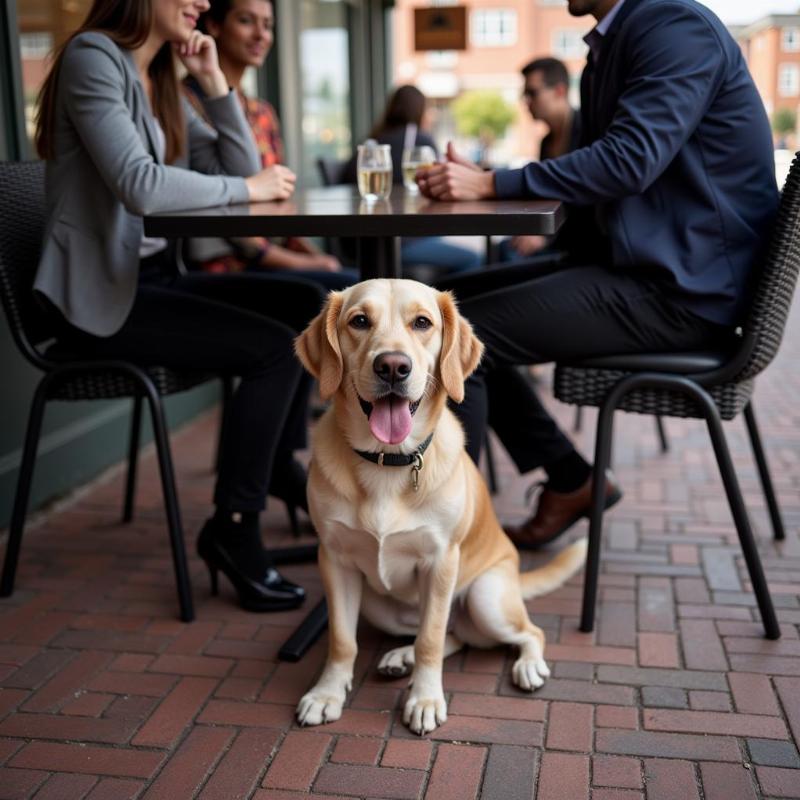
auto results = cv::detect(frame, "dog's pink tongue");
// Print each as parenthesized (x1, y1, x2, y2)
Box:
(369, 396, 413, 444)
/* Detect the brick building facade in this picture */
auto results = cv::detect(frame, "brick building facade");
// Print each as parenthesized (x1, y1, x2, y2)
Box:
(391, 0, 593, 162)
(734, 14, 800, 144)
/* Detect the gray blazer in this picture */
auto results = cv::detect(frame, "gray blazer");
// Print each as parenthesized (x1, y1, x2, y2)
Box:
(34, 31, 261, 336)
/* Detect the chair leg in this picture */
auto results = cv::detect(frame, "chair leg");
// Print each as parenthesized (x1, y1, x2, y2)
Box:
(122, 396, 143, 523)
(743, 403, 785, 541)
(579, 397, 617, 633)
(704, 403, 780, 639)
(484, 432, 499, 495)
(215, 376, 234, 473)
(1, 379, 49, 597)
(140, 379, 194, 623)
(573, 406, 583, 432)
(575, 372, 779, 639)
(655, 416, 669, 453)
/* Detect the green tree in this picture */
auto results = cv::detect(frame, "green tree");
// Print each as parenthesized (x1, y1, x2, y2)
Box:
(772, 107, 796, 137)
(451, 90, 516, 142)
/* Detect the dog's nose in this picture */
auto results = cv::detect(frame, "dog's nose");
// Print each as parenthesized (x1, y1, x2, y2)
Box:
(373, 351, 412, 386)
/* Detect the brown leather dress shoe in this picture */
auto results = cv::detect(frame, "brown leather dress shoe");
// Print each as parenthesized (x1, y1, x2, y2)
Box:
(504, 473, 623, 551)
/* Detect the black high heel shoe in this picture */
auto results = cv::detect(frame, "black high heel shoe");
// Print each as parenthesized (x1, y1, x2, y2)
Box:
(197, 519, 305, 612)
(268, 458, 309, 537)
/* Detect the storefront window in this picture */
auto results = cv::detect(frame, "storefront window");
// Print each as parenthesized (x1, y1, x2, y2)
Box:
(15, 1, 92, 149)
(298, 0, 352, 184)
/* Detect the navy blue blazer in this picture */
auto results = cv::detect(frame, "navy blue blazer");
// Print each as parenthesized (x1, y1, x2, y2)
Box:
(494, 0, 779, 326)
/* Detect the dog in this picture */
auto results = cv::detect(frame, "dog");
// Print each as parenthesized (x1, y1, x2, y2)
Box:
(294, 279, 587, 735)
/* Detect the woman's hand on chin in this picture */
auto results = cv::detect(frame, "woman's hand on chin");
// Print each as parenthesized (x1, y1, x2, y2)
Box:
(175, 31, 228, 98)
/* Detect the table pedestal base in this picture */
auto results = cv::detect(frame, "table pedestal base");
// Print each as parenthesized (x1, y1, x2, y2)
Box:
(357, 237, 401, 280)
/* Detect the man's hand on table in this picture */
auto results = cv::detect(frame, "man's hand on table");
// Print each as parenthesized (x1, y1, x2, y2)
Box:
(417, 143, 497, 201)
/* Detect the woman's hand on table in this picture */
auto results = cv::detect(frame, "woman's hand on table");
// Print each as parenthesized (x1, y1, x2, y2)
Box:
(246, 165, 297, 202)
(175, 31, 228, 98)
(510, 235, 548, 256)
(417, 142, 496, 201)
(260, 247, 341, 272)
(295, 254, 341, 272)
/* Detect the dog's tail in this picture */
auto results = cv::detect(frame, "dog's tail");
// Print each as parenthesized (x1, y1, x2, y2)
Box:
(519, 538, 588, 600)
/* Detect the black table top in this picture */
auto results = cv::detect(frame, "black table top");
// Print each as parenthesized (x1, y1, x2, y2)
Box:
(144, 185, 565, 239)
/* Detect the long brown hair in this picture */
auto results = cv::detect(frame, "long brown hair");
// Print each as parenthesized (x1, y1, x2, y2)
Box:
(35, 0, 185, 163)
(370, 85, 426, 139)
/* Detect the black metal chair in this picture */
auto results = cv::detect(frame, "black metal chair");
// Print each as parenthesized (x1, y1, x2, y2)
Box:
(0, 160, 219, 622)
(553, 154, 800, 641)
(316, 156, 350, 187)
(573, 405, 670, 453)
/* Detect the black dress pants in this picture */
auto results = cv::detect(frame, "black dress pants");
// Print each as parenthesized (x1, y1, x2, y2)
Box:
(438, 262, 735, 471)
(49, 267, 325, 513)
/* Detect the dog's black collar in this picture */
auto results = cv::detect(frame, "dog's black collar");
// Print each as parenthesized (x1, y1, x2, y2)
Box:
(353, 432, 433, 468)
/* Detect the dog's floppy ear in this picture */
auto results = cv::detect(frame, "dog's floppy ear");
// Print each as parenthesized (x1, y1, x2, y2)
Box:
(295, 291, 345, 400)
(437, 290, 484, 403)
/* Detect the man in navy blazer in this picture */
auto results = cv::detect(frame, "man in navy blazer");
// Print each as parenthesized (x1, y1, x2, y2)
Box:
(420, 0, 780, 549)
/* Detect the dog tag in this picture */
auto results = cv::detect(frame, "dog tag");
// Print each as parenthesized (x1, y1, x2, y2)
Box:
(410, 452, 424, 492)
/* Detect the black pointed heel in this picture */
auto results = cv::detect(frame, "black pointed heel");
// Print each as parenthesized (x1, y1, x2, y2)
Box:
(197, 520, 306, 612)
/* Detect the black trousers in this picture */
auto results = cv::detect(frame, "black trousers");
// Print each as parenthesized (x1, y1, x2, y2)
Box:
(437, 261, 735, 472)
(49, 264, 325, 513)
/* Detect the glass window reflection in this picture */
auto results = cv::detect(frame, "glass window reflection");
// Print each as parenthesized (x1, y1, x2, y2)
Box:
(16, 0, 93, 150)
(299, 0, 352, 185)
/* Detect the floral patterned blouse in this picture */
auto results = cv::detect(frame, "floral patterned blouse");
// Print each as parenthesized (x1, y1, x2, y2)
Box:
(241, 92, 284, 169)
(183, 81, 288, 272)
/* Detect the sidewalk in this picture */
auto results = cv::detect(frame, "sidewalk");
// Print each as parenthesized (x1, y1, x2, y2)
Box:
(0, 299, 799, 800)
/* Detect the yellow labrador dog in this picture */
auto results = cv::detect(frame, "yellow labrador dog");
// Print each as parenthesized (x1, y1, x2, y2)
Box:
(294, 279, 586, 735)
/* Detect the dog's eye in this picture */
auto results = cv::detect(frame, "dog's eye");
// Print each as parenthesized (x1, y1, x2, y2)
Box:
(349, 314, 370, 329)
(413, 316, 432, 330)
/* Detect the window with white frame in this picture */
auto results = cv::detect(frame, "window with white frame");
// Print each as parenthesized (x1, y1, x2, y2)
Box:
(779, 64, 800, 96)
(471, 9, 517, 47)
(552, 29, 587, 59)
(426, 50, 458, 69)
(783, 27, 800, 52)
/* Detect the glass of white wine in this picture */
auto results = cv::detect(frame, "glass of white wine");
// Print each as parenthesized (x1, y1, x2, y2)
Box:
(401, 145, 437, 193)
(357, 140, 393, 203)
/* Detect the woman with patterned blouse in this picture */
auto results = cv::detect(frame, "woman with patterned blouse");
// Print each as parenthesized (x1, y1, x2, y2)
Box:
(186, 0, 357, 290)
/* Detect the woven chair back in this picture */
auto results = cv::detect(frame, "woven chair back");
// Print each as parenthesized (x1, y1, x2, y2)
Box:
(0, 161, 53, 355)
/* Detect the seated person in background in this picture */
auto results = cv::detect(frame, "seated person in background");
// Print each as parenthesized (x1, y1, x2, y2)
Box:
(343, 85, 482, 278)
(499, 56, 580, 263)
(186, 0, 357, 291)
(34, 0, 325, 611)
(420, 0, 779, 550)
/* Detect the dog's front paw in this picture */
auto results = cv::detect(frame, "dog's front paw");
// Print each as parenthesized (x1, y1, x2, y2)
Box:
(378, 645, 415, 677)
(297, 689, 345, 726)
(403, 690, 447, 735)
(511, 655, 550, 691)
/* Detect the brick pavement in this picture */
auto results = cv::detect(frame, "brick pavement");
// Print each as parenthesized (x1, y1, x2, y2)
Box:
(1, 299, 799, 799)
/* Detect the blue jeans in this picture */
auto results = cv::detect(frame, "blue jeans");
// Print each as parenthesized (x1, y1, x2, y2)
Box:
(401, 237, 482, 276)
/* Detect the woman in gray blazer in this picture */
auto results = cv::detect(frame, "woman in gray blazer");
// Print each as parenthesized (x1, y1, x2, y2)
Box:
(33, 0, 320, 612)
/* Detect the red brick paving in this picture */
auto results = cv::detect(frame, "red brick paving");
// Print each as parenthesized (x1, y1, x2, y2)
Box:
(1, 303, 799, 797)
